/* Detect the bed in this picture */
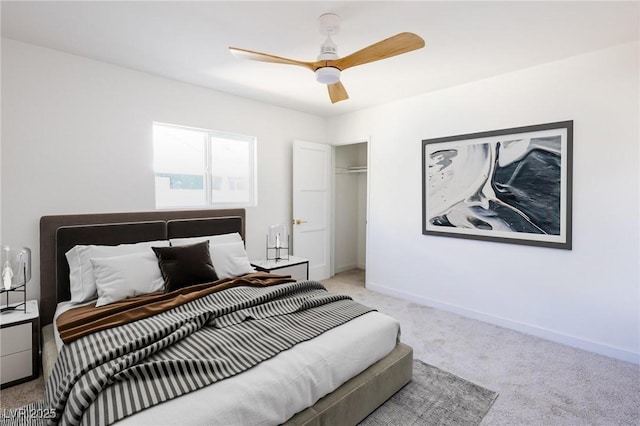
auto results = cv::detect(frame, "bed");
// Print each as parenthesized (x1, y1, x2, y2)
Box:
(39, 209, 413, 425)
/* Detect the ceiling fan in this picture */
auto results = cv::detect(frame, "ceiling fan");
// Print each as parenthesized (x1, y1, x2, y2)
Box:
(229, 13, 425, 104)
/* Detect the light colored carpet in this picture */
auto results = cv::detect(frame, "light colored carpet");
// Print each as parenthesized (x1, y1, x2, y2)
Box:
(323, 269, 640, 426)
(2, 270, 639, 425)
(0, 376, 44, 410)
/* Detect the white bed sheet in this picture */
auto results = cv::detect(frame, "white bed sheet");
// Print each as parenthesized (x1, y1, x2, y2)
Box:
(53, 303, 400, 426)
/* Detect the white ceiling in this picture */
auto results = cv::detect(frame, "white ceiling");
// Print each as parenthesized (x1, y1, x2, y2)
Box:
(2, 1, 638, 117)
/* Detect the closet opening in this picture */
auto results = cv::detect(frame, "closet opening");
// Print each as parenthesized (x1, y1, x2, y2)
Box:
(333, 141, 368, 284)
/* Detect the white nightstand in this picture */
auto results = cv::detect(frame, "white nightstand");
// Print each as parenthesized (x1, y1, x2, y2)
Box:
(251, 256, 309, 282)
(1, 300, 40, 388)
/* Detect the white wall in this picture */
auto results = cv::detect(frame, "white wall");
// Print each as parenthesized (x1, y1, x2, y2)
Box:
(356, 143, 367, 269)
(334, 143, 366, 273)
(334, 145, 358, 272)
(0, 38, 3, 245)
(327, 42, 640, 364)
(1, 39, 326, 302)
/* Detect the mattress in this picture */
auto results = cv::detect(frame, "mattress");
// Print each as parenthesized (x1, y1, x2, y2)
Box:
(52, 302, 400, 425)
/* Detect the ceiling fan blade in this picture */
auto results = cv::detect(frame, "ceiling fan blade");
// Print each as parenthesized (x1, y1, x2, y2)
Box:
(327, 81, 349, 104)
(229, 47, 316, 72)
(333, 32, 425, 71)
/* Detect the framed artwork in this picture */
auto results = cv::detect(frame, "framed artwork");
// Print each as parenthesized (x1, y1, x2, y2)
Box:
(422, 121, 573, 249)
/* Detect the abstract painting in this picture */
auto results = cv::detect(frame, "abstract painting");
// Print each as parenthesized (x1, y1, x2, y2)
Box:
(422, 121, 572, 249)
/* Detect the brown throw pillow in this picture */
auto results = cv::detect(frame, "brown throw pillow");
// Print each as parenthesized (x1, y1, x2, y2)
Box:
(152, 241, 218, 292)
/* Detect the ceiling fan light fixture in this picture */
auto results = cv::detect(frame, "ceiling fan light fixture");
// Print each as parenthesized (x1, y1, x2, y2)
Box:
(315, 67, 341, 84)
(230, 10, 425, 104)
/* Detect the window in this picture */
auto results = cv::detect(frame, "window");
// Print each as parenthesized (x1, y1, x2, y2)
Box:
(153, 123, 257, 208)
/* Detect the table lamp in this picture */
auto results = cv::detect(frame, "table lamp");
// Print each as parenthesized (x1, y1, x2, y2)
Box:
(1, 246, 31, 312)
(267, 225, 289, 261)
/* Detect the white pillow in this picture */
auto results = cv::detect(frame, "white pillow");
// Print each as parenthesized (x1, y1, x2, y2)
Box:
(170, 232, 242, 248)
(209, 241, 255, 279)
(91, 251, 165, 307)
(66, 240, 169, 303)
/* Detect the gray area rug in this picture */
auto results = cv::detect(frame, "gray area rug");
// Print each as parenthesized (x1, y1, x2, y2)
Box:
(0, 400, 48, 426)
(2, 360, 497, 426)
(359, 359, 498, 426)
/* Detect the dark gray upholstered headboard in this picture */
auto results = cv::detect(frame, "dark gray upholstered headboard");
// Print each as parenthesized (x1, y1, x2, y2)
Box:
(39, 209, 245, 326)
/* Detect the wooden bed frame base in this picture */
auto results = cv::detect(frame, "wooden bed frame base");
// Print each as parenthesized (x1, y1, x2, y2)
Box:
(284, 342, 413, 425)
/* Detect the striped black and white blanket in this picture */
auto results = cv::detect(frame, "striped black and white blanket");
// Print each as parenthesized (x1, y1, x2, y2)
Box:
(45, 281, 374, 426)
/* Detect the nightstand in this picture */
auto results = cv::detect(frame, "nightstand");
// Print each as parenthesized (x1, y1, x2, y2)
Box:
(251, 256, 309, 282)
(1, 299, 40, 388)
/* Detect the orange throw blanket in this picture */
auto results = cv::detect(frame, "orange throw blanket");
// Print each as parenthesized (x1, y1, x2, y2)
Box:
(57, 272, 296, 344)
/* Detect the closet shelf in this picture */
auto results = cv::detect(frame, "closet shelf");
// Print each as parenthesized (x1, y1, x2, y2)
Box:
(346, 166, 367, 173)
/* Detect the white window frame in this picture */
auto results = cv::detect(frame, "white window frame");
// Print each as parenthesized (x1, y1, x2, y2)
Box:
(153, 122, 257, 209)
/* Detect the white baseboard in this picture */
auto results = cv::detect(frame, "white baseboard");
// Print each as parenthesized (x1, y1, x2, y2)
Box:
(367, 281, 639, 365)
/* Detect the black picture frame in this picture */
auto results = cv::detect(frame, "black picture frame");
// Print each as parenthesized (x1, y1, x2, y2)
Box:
(422, 121, 573, 250)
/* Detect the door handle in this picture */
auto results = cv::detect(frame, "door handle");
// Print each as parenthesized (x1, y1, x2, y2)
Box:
(293, 219, 308, 225)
